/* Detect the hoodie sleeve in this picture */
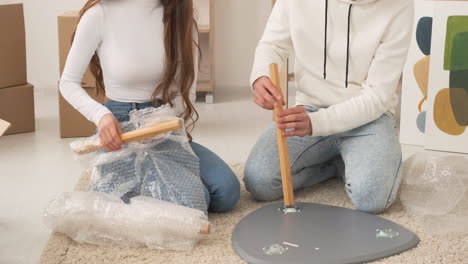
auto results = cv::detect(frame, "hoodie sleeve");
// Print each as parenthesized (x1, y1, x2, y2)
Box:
(59, 5, 111, 126)
(308, 1, 414, 136)
(250, 0, 293, 87)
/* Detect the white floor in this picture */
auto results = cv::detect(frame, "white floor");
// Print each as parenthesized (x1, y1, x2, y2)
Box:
(0, 87, 464, 264)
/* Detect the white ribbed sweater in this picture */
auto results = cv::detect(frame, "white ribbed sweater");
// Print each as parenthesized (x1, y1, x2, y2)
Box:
(60, 0, 197, 125)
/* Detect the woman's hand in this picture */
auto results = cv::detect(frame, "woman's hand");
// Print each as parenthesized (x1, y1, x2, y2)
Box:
(98, 114, 124, 152)
(253, 76, 283, 110)
(276, 106, 313, 137)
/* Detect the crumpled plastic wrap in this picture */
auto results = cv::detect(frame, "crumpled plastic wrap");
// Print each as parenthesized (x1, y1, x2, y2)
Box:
(400, 153, 468, 235)
(44, 192, 209, 250)
(45, 105, 210, 250)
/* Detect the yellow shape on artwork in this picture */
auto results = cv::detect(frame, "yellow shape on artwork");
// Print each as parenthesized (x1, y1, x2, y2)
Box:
(433, 88, 466, 136)
(413, 56, 430, 97)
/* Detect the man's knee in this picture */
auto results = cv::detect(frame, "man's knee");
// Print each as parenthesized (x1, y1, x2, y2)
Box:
(244, 160, 282, 202)
(344, 155, 402, 214)
(243, 124, 284, 202)
(346, 178, 395, 214)
(350, 192, 389, 214)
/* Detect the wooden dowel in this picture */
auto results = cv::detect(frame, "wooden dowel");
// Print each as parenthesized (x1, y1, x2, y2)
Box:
(199, 223, 211, 234)
(120, 119, 182, 143)
(270, 63, 295, 207)
(75, 119, 183, 155)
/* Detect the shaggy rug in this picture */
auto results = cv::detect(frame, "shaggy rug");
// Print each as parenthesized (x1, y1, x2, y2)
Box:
(40, 164, 467, 264)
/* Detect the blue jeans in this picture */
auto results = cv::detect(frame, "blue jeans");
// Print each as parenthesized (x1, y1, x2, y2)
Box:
(103, 100, 240, 212)
(244, 107, 402, 214)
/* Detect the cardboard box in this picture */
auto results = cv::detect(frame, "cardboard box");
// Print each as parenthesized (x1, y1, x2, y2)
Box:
(0, 84, 35, 135)
(59, 86, 105, 138)
(58, 11, 95, 88)
(0, 4, 27, 89)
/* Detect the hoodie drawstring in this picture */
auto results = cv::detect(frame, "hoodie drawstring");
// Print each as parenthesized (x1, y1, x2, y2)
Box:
(323, 0, 353, 88)
(324, 0, 329, 80)
(345, 4, 353, 88)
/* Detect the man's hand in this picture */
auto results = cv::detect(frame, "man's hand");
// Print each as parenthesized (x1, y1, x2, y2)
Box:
(276, 106, 313, 137)
(98, 113, 124, 152)
(253, 76, 283, 110)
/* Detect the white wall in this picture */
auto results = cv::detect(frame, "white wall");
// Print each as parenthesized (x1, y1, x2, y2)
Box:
(214, 0, 271, 90)
(1, 0, 272, 92)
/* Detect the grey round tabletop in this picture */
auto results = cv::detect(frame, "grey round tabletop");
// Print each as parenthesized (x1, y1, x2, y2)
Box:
(232, 202, 419, 264)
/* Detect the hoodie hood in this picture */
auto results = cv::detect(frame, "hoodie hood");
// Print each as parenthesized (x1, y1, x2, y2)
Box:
(338, 0, 378, 5)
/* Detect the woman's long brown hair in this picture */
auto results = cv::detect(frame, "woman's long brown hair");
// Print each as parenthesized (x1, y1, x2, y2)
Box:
(73, 0, 200, 141)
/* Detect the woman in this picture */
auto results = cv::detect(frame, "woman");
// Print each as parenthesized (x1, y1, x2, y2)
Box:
(245, 0, 413, 213)
(60, 0, 240, 213)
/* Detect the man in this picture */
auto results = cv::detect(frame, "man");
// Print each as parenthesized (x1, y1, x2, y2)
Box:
(245, 0, 414, 213)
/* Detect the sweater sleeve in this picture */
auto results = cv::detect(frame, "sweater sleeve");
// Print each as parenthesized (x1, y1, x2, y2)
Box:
(250, 0, 293, 87)
(59, 5, 111, 126)
(308, 1, 414, 136)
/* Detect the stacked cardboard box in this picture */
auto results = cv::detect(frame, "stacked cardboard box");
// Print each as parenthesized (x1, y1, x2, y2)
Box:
(0, 4, 35, 135)
(58, 11, 104, 138)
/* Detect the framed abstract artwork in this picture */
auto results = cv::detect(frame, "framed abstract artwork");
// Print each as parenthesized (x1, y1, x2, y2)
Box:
(400, 0, 435, 146)
(425, 1, 468, 153)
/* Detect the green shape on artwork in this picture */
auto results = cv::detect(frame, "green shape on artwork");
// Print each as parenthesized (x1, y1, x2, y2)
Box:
(449, 88, 468, 126)
(450, 32, 468, 71)
(450, 70, 468, 91)
(444, 16, 468, 71)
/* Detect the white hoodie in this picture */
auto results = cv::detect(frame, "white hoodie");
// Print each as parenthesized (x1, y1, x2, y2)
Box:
(251, 0, 414, 136)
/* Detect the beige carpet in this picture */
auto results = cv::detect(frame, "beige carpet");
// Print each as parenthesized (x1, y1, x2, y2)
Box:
(40, 164, 467, 264)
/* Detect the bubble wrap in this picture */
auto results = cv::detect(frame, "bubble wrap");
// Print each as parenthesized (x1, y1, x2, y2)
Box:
(400, 153, 468, 234)
(44, 192, 209, 250)
(45, 106, 209, 250)
(90, 135, 208, 212)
